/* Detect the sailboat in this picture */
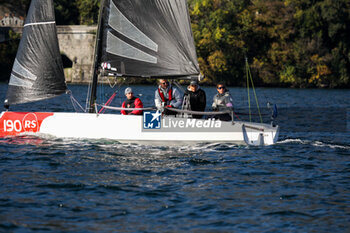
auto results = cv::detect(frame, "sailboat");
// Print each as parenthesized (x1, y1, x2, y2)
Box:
(0, 0, 279, 146)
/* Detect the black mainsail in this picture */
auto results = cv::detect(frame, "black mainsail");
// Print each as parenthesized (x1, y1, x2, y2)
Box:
(5, 0, 66, 106)
(99, 0, 200, 77)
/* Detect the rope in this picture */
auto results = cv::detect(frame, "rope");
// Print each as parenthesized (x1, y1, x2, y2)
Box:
(99, 105, 233, 116)
(98, 81, 125, 114)
(232, 111, 241, 120)
(99, 92, 117, 113)
(100, 105, 156, 111)
(246, 57, 251, 122)
(165, 107, 232, 116)
(245, 57, 263, 123)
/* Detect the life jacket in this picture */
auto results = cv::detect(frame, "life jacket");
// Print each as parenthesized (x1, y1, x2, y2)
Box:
(158, 87, 173, 104)
(124, 97, 136, 114)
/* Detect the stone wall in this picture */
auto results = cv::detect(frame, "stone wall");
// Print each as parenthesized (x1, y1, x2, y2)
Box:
(57, 25, 97, 84)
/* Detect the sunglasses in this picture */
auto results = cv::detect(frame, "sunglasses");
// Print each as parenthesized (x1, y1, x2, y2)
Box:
(161, 82, 168, 85)
(217, 87, 225, 90)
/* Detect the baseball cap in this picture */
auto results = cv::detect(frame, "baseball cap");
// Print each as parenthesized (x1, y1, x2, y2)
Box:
(125, 87, 133, 95)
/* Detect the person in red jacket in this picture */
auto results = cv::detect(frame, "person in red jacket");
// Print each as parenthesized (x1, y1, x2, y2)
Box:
(121, 87, 143, 115)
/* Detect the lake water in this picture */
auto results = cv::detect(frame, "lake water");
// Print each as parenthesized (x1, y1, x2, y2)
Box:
(0, 83, 349, 232)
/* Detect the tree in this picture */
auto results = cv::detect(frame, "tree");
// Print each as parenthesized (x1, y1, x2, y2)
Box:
(54, 0, 80, 25)
(288, 0, 350, 87)
(189, 0, 251, 85)
(189, 0, 350, 87)
(75, 0, 99, 25)
(0, 30, 21, 82)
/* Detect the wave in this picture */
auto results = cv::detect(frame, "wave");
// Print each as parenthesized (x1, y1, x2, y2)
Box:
(278, 138, 350, 149)
(0, 134, 246, 155)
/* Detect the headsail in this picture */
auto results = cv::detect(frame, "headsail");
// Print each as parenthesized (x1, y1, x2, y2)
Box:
(99, 0, 200, 78)
(5, 0, 66, 106)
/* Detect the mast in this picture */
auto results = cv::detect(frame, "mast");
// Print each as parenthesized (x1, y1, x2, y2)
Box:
(88, 0, 105, 113)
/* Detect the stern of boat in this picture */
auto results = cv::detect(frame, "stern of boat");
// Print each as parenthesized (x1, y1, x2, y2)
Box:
(242, 123, 279, 146)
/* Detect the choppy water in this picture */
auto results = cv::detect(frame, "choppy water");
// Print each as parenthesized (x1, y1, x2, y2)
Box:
(0, 83, 349, 232)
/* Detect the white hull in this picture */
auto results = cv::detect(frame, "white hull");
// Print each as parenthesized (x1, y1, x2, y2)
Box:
(0, 112, 279, 146)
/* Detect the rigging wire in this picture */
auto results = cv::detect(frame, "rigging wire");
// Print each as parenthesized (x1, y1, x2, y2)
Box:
(107, 76, 118, 88)
(99, 81, 124, 114)
(85, 78, 92, 112)
(246, 57, 251, 122)
(99, 79, 104, 110)
(67, 90, 85, 112)
(172, 80, 186, 93)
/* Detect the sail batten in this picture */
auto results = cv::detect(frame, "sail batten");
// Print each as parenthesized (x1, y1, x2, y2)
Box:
(5, 0, 66, 106)
(107, 31, 158, 64)
(12, 58, 38, 81)
(24, 21, 56, 27)
(99, 0, 200, 78)
(9, 73, 34, 88)
(108, 0, 158, 52)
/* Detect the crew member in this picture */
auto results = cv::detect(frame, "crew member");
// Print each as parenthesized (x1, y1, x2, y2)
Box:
(183, 80, 206, 119)
(212, 83, 233, 121)
(154, 79, 182, 115)
(121, 87, 143, 115)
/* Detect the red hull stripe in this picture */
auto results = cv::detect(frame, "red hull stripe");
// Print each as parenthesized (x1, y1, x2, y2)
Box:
(0, 112, 53, 137)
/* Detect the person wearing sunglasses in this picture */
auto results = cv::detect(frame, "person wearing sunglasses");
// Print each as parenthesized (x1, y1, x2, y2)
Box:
(154, 79, 182, 115)
(182, 80, 206, 119)
(121, 87, 143, 115)
(212, 83, 234, 121)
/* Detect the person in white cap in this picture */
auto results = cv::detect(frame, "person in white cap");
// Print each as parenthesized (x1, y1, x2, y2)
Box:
(183, 80, 206, 119)
(121, 87, 143, 115)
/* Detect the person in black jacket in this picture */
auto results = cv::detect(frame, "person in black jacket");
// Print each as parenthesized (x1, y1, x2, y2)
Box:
(182, 80, 206, 119)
